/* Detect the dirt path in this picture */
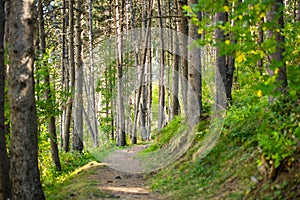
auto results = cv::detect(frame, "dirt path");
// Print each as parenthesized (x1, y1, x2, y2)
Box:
(93, 145, 162, 199)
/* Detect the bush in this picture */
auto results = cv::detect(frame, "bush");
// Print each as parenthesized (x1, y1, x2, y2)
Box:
(257, 96, 300, 169)
(224, 89, 300, 177)
(224, 91, 268, 143)
(40, 148, 96, 189)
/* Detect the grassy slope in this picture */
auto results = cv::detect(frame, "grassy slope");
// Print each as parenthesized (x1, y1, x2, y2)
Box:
(147, 117, 300, 199)
(45, 162, 107, 200)
(43, 105, 300, 199)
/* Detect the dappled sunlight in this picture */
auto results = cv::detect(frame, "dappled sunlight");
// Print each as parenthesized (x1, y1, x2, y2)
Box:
(72, 161, 105, 175)
(99, 186, 150, 194)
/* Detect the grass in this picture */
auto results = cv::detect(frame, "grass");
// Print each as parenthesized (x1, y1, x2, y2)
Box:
(140, 116, 189, 154)
(148, 133, 259, 200)
(146, 96, 300, 200)
(44, 161, 107, 200)
(42, 95, 300, 199)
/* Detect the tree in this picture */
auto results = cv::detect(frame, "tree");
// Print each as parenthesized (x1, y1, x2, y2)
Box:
(266, 0, 287, 93)
(7, 0, 45, 198)
(215, 11, 227, 110)
(115, 0, 126, 146)
(224, 0, 235, 104)
(38, 0, 61, 171)
(177, 0, 189, 116)
(132, 0, 154, 143)
(157, 0, 166, 129)
(60, 0, 67, 149)
(187, 0, 202, 126)
(192, 0, 234, 108)
(87, 0, 99, 147)
(64, 0, 75, 152)
(171, 0, 180, 119)
(0, 0, 11, 198)
(73, 0, 84, 152)
(130, 0, 140, 144)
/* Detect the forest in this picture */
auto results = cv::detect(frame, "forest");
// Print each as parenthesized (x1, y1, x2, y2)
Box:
(0, 0, 299, 199)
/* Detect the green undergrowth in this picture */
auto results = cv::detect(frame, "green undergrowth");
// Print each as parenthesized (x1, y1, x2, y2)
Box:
(44, 162, 106, 200)
(88, 142, 121, 161)
(40, 150, 96, 188)
(39, 146, 102, 199)
(40, 140, 136, 199)
(141, 116, 189, 153)
(149, 129, 258, 199)
(148, 92, 300, 199)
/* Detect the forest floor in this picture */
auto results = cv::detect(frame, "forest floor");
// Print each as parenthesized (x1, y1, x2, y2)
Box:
(46, 144, 163, 200)
(46, 141, 300, 200)
(94, 144, 162, 199)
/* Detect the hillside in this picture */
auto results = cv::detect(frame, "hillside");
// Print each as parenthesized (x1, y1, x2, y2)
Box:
(45, 96, 300, 199)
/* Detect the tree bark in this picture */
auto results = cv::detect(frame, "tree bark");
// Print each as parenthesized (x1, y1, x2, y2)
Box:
(266, 0, 287, 93)
(38, 0, 61, 171)
(130, 0, 139, 144)
(147, 37, 153, 140)
(8, 0, 45, 198)
(73, 0, 84, 152)
(60, 0, 67, 149)
(157, 0, 166, 129)
(87, 0, 98, 147)
(131, 0, 153, 144)
(115, 0, 126, 146)
(172, 33, 180, 118)
(225, 0, 235, 105)
(0, 0, 11, 198)
(187, 1, 202, 126)
(171, 0, 180, 119)
(64, 0, 75, 152)
(177, 0, 188, 116)
(215, 12, 227, 111)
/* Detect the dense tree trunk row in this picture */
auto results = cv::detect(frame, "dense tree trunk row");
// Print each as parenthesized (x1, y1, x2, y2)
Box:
(0, 0, 294, 197)
(38, 0, 61, 171)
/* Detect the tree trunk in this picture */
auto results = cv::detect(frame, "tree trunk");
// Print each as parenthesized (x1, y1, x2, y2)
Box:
(172, 33, 180, 118)
(8, 0, 45, 198)
(140, 84, 148, 140)
(0, 0, 11, 198)
(225, 0, 235, 105)
(64, 0, 75, 152)
(157, 0, 166, 129)
(130, 0, 139, 144)
(73, 0, 84, 152)
(177, 0, 188, 116)
(131, 0, 153, 144)
(147, 1, 153, 140)
(49, 117, 61, 170)
(147, 38, 153, 140)
(215, 12, 227, 111)
(187, 1, 202, 126)
(38, 0, 61, 171)
(60, 0, 67, 149)
(87, 0, 98, 147)
(171, 1, 180, 119)
(266, 0, 287, 93)
(115, 0, 126, 146)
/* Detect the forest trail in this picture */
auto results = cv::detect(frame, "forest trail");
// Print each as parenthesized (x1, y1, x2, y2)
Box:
(90, 145, 162, 199)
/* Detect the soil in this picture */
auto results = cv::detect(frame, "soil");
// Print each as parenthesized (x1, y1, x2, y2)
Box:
(91, 145, 162, 199)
